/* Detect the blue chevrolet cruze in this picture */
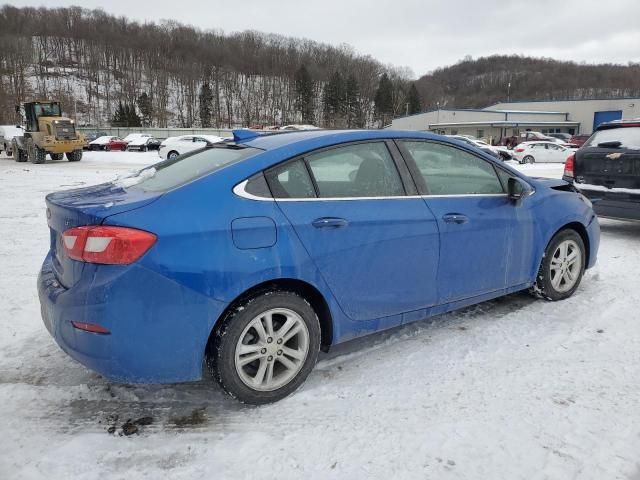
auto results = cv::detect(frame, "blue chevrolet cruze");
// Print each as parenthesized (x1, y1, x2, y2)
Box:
(38, 129, 600, 404)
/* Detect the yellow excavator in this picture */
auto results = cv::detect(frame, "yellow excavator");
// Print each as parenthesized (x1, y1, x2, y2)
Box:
(12, 101, 85, 163)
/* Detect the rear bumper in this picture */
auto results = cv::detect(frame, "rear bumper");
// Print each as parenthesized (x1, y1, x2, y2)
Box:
(38, 254, 227, 384)
(579, 187, 640, 221)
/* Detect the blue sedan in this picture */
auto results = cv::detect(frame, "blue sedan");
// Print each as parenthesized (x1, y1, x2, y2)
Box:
(38, 129, 600, 404)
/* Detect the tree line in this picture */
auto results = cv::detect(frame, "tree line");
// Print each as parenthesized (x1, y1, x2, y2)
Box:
(0, 5, 421, 128)
(415, 54, 640, 111)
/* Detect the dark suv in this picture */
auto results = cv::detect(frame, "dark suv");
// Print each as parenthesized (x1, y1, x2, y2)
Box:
(563, 120, 640, 221)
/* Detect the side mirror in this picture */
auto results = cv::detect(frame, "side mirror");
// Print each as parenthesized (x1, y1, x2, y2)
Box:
(508, 177, 533, 205)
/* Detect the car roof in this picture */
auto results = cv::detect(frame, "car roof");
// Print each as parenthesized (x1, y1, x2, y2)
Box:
(237, 129, 441, 152)
(596, 120, 640, 131)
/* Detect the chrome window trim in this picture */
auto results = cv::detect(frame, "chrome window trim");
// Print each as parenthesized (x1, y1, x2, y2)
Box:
(233, 180, 512, 202)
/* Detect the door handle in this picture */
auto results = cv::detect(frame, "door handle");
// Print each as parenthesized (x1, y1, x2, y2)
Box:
(442, 213, 469, 224)
(312, 217, 349, 229)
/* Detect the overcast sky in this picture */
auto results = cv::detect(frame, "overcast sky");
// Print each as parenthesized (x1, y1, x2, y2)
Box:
(10, 0, 640, 77)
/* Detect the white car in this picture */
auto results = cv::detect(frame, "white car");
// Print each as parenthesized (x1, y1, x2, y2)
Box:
(0, 125, 24, 157)
(512, 141, 575, 164)
(122, 133, 151, 143)
(158, 135, 225, 160)
(88, 136, 118, 151)
(279, 124, 320, 131)
(446, 135, 505, 160)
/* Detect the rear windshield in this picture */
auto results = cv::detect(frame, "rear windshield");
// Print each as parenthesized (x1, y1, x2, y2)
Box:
(584, 127, 640, 149)
(118, 145, 260, 192)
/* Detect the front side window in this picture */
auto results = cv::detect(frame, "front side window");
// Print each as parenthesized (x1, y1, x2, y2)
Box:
(306, 142, 404, 198)
(401, 141, 504, 195)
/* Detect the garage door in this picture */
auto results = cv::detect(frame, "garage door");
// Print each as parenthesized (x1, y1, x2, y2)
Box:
(593, 110, 622, 131)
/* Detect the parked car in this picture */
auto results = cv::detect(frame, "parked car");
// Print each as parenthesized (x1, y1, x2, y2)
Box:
(158, 134, 224, 160)
(88, 136, 118, 151)
(39, 129, 599, 404)
(547, 133, 572, 142)
(83, 132, 108, 150)
(446, 135, 503, 160)
(563, 120, 640, 221)
(127, 136, 161, 152)
(568, 134, 591, 148)
(123, 133, 150, 143)
(0, 125, 24, 157)
(280, 124, 320, 131)
(104, 138, 129, 151)
(512, 141, 575, 163)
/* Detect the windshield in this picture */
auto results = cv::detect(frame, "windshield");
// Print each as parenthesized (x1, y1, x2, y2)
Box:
(584, 127, 640, 149)
(125, 145, 260, 192)
(34, 103, 61, 117)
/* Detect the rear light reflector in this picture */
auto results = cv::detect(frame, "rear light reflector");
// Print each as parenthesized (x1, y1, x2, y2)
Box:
(515, 148, 525, 152)
(62, 226, 156, 264)
(71, 321, 110, 334)
(564, 153, 575, 178)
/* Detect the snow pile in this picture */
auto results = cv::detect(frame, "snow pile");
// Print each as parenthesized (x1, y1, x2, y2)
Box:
(114, 167, 157, 188)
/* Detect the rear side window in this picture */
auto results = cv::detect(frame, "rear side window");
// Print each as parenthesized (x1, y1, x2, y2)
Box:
(127, 146, 260, 192)
(401, 141, 504, 195)
(306, 142, 404, 198)
(585, 127, 640, 149)
(266, 160, 316, 199)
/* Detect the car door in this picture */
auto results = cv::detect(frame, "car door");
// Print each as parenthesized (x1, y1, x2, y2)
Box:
(266, 141, 440, 321)
(398, 140, 525, 303)
(547, 144, 569, 163)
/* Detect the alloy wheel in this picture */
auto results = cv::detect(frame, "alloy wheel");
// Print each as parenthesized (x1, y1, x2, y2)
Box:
(550, 239, 582, 293)
(234, 308, 310, 392)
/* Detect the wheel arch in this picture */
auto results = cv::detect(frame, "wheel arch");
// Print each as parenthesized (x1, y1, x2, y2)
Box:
(205, 278, 334, 358)
(552, 221, 591, 266)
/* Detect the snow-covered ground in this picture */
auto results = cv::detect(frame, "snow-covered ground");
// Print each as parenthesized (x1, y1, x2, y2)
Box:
(1, 153, 639, 480)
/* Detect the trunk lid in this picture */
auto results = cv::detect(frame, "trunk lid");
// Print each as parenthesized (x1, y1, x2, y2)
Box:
(45, 182, 161, 288)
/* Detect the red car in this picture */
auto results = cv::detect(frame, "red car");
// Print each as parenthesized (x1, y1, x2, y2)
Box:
(568, 134, 591, 148)
(104, 138, 128, 151)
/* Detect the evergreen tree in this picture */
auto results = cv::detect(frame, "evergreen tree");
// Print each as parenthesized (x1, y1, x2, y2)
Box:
(374, 73, 394, 127)
(125, 103, 142, 127)
(294, 64, 315, 125)
(198, 83, 214, 128)
(345, 74, 362, 128)
(407, 83, 422, 115)
(137, 92, 153, 127)
(112, 102, 141, 127)
(111, 101, 126, 127)
(322, 71, 345, 128)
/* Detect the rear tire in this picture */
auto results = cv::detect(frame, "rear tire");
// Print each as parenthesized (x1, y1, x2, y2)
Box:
(50, 153, 64, 161)
(66, 150, 82, 162)
(168, 150, 179, 160)
(523, 155, 535, 164)
(207, 291, 321, 405)
(531, 229, 585, 301)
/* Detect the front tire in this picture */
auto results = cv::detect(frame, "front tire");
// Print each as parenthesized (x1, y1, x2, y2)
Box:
(532, 229, 585, 301)
(66, 150, 82, 162)
(207, 291, 321, 405)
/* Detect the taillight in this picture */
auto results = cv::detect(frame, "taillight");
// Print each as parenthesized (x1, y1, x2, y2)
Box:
(62, 226, 156, 264)
(564, 153, 575, 178)
(515, 148, 525, 152)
